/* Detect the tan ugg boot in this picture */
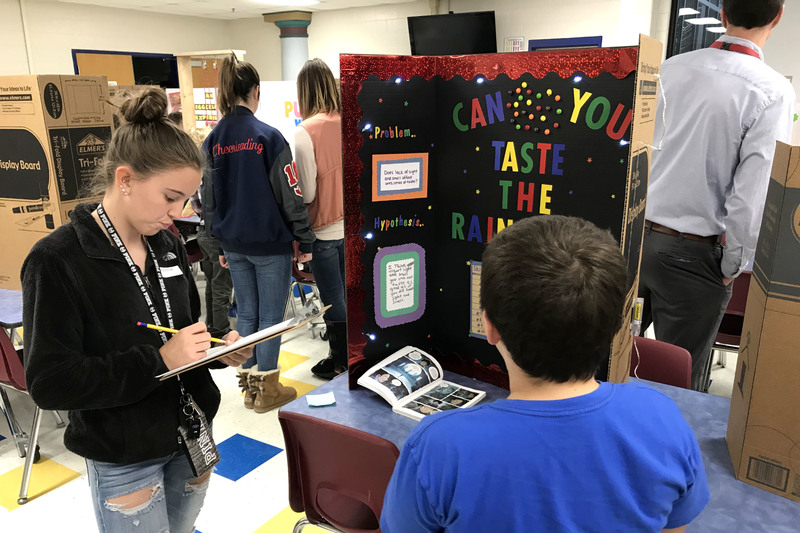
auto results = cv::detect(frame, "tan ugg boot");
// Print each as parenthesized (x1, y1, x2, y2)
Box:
(250, 366, 298, 413)
(236, 366, 256, 409)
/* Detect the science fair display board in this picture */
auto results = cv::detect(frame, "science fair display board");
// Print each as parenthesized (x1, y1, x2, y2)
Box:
(341, 35, 662, 387)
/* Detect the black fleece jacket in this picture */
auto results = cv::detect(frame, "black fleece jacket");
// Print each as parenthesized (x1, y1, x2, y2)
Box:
(21, 203, 222, 464)
(202, 106, 315, 256)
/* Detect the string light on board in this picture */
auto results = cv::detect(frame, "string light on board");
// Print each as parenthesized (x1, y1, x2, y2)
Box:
(630, 297, 645, 380)
(630, 297, 644, 336)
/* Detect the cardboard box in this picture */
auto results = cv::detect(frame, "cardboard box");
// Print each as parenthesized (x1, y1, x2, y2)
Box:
(0, 75, 112, 290)
(727, 142, 800, 502)
(341, 35, 663, 385)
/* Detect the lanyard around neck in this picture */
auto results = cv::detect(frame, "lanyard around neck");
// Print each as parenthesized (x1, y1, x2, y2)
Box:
(710, 40, 761, 60)
(96, 203, 175, 345)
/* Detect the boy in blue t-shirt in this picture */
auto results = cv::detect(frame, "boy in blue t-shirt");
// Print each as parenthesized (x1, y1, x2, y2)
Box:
(381, 216, 709, 533)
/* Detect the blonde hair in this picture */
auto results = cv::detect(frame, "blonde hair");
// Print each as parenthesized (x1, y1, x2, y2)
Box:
(297, 58, 340, 120)
(218, 53, 260, 117)
(88, 88, 204, 196)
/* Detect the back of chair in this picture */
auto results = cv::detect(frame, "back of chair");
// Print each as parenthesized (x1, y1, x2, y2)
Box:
(630, 337, 692, 389)
(291, 241, 315, 284)
(0, 330, 26, 391)
(716, 271, 752, 346)
(167, 223, 204, 264)
(279, 410, 400, 533)
(183, 239, 204, 264)
(0, 337, 13, 388)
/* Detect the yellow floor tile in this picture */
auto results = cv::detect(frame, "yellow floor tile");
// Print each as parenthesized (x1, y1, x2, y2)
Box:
(0, 458, 80, 511)
(255, 505, 329, 532)
(279, 376, 319, 399)
(278, 350, 310, 372)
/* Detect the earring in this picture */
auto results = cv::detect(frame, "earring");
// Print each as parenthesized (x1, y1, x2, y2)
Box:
(120, 185, 129, 196)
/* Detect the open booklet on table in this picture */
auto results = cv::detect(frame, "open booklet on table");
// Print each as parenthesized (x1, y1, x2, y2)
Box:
(157, 301, 329, 380)
(357, 346, 486, 421)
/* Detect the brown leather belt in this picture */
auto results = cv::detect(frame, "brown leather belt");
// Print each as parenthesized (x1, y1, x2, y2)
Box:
(645, 220, 718, 244)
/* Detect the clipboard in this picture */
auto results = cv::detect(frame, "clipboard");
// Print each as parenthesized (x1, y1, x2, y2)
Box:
(157, 301, 330, 380)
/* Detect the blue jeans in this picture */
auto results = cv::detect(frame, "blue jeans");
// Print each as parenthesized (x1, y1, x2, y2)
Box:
(224, 251, 291, 371)
(310, 239, 346, 322)
(86, 452, 208, 533)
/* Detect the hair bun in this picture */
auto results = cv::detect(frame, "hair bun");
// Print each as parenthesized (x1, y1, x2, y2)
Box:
(120, 87, 168, 124)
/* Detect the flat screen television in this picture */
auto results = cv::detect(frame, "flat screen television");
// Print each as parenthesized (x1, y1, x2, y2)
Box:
(408, 11, 497, 56)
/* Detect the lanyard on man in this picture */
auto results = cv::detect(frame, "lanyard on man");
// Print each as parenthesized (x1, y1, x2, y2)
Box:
(710, 40, 761, 60)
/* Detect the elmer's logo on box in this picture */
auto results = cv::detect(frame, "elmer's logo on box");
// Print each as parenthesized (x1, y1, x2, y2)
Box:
(77, 133, 106, 154)
(49, 126, 111, 201)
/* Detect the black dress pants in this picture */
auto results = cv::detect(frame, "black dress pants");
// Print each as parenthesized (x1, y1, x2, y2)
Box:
(638, 228, 733, 391)
(197, 230, 234, 338)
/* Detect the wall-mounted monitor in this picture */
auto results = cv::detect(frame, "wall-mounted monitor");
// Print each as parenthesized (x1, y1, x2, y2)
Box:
(528, 36, 603, 51)
(408, 11, 497, 56)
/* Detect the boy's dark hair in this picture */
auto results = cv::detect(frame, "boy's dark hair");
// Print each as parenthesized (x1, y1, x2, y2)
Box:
(480, 215, 627, 382)
(723, 0, 783, 29)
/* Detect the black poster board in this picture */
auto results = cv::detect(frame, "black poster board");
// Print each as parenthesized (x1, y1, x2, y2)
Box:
(342, 37, 662, 388)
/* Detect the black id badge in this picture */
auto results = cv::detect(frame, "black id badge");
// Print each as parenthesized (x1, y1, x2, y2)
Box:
(178, 395, 220, 478)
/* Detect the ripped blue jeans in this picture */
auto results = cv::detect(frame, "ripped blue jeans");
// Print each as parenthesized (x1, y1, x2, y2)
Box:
(86, 451, 209, 533)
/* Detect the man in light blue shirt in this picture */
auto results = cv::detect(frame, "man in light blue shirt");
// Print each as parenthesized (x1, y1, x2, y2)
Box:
(639, 0, 794, 391)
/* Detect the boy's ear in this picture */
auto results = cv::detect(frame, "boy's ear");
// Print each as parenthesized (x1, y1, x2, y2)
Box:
(483, 310, 501, 346)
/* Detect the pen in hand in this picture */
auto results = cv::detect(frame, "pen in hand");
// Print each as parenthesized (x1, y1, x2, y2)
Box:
(136, 322, 227, 344)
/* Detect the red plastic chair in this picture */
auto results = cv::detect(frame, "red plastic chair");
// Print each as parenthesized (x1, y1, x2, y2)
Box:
(713, 271, 752, 367)
(290, 241, 317, 303)
(167, 223, 203, 265)
(278, 410, 400, 533)
(165, 222, 203, 278)
(0, 329, 64, 504)
(630, 337, 692, 389)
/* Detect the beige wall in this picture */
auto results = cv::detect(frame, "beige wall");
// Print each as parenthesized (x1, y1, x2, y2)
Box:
(1, 0, 232, 76)
(763, 2, 800, 97)
(1, 0, 30, 75)
(228, 16, 283, 83)
(306, 0, 663, 78)
(307, 0, 432, 76)
(3, 0, 796, 104)
(2, 0, 667, 81)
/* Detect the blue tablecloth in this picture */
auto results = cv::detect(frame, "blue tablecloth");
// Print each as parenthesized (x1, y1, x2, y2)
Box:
(282, 373, 800, 532)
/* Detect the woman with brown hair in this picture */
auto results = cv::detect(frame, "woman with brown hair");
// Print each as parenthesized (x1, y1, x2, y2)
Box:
(22, 87, 250, 532)
(295, 58, 347, 379)
(203, 53, 315, 410)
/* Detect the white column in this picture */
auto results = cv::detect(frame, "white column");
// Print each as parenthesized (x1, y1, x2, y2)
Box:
(274, 20, 311, 81)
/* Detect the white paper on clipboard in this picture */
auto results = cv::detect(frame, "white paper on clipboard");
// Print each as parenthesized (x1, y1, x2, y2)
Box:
(157, 301, 328, 380)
